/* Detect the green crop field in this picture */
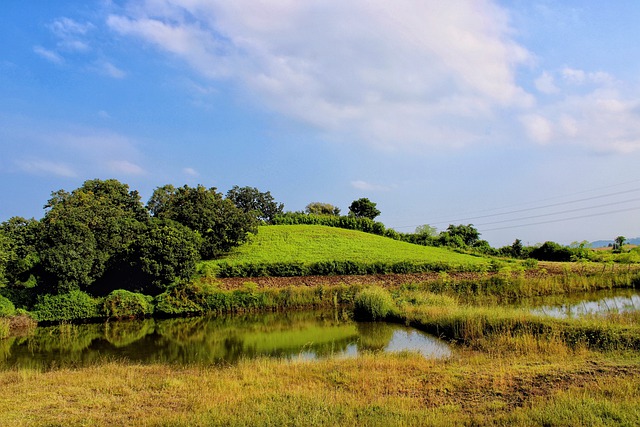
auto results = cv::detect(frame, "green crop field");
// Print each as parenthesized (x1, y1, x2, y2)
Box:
(202, 225, 491, 274)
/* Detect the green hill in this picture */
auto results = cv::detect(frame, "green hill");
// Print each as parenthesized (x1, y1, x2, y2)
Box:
(202, 225, 491, 277)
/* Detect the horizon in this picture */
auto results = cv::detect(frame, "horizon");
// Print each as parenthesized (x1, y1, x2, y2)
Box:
(2, 1, 640, 247)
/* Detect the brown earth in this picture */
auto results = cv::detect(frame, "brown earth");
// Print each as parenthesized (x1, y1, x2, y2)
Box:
(212, 262, 635, 291)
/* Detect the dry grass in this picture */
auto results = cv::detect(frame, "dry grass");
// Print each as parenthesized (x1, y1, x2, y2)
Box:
(0, 346, 639, 426)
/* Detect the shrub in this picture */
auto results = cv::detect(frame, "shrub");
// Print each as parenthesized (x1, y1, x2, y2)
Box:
(32, 290, 102, 323)
(103, 290, 154, 319)
(0, 294, 15, 317)
(154, 284, 206, 317)
(354, 286, 395, 320)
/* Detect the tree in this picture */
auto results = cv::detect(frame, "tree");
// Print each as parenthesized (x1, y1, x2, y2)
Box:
(148, 185, 258, 259)
(0, 217, 41, 287)
(511, 239, 524, 258)
(415, 224, 437, 237)
(226, 186, 284, 223)
(613, 235, 626, 252)
(39, 179, 149, 292)
(0, 229, 9, 286)
(529, 241, 573, 262)
(100, 219, 201, 296)
(441, 224, 480, 247)
(305, 202, 341, 216)
(348, 198, 381, 220)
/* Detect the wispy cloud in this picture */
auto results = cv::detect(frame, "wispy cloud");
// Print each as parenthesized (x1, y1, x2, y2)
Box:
(33, 46, 64, 64)
(108, 160, 146, 175)
(183, 167, 199, 176)
(93, 61, 126, 79)
(350, 180, 391, 192)
(15, 159, 77, 178)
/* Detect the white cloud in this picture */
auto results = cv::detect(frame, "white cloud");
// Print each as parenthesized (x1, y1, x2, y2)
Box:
(108, 160, 146, 175)
(534, 71, 559, 94)
(520, 68, 640, 153)
(520, 114, 553, 144)
(15, 159, 77, 178)
(350, 180, 391, 192)
(33, 46, 64, 64)
(183, 167, 199, 176)
(49, 17, 95, 52)
(108, 0, 533, 150)
(0, 115, 147, 177)
(94, 61, 126, 79)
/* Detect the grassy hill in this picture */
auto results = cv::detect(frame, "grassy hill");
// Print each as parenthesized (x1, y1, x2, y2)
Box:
(202, 225, 491, 277)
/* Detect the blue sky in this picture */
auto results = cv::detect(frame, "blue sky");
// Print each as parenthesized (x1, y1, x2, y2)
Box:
(2, 0, 640, 247)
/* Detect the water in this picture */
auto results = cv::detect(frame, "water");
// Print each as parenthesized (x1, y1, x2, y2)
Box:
(0, 310, 451, 370)
(523, 288, 640, 318)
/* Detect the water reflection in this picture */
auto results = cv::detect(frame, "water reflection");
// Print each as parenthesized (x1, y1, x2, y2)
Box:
(524, 289, 640, 318)
(0, 310, 450, 370)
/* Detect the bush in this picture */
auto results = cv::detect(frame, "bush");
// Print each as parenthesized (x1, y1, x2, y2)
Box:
(0, 295, 15, 317)
(354, 286, 395, 320)
(103, 290, 154, 319)
(32, 290, 102, 323)
(154, 284, 206, 317)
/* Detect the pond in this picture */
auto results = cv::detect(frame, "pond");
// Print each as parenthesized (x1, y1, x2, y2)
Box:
(0, 310, 451, 370)
(521, 288, 640, 318)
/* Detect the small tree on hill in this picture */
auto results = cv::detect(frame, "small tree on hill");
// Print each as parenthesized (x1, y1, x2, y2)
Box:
(348, 198, 381, 220)
(305, 202, 341, 216)
(226, 186, 284, 223)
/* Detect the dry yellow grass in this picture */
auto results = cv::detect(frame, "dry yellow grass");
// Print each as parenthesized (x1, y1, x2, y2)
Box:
(1, 346, 639, 426)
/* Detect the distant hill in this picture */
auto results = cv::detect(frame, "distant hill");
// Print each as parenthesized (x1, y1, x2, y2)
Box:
(590, 237, 640, 248)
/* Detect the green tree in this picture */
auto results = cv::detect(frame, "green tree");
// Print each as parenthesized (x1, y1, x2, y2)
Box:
(40, 179, 149, 292)
(440, 224, 480, 247)
(613, 235, 626, 252)
(39, 217, 98, 293)
(305, 202, 341, 216)
(348, 198, 381, 220)
(148, 185, 257, 259)
(511, 239, 524, 258)
(101, 219, 201, 296)
(0, 217, 41, 287)
(415, 224, 437, 237)
(0, 229, 9, 286)
(226, 186, 284, 223)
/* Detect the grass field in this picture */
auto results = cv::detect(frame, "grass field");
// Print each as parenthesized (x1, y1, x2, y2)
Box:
(202, 225, 492, 273)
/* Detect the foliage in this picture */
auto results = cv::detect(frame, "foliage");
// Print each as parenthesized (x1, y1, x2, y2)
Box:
(348, 198, 381, 220)
(305, 202, 341, 216)
(0, 229, 8, 286)
(0, 217, 42, 287)
(0, 294, 15, 317)
(441, 224, 481, 247)
(101, 219, 201, 296)
(272, 212, 388, 236)
(32, 290, 102, 323)
(226, 185, 284, 223)
(39, 179, 148, 292)
(529, 241, 574, 262)
(613, 235, 626, 252)
(354, 286, 395, 320)
(103, 290, 154, 319)
(148, 184, 258, 259)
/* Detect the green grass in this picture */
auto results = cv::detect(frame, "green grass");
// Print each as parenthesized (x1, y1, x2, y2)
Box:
(202, 225, 490, 274)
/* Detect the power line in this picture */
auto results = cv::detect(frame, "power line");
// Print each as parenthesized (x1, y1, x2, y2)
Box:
(392, 179, 640, 230)
(429, 188, 640, 225)
(475, 197, 640, 227)
(480, 205, 640, 232)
